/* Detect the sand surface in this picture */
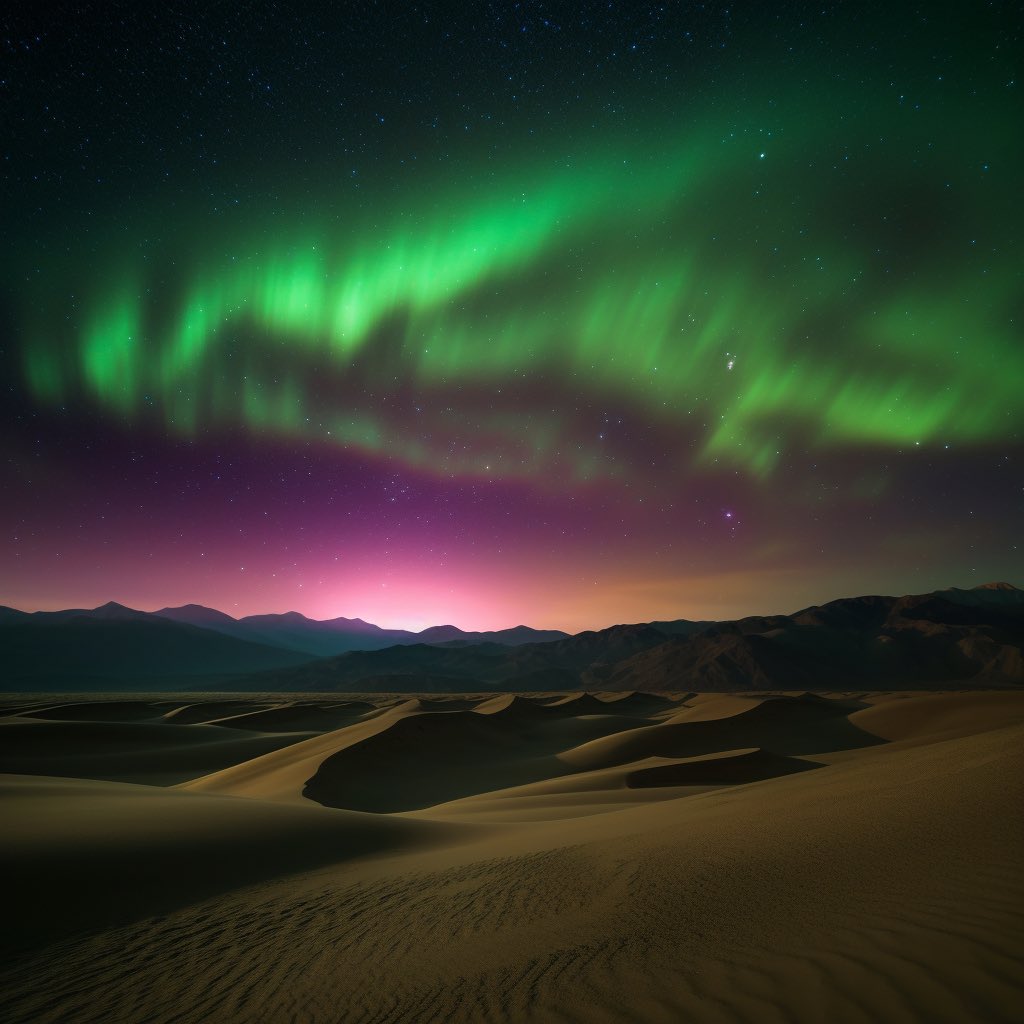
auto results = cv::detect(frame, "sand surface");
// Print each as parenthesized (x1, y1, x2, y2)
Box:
(2, 690, 1022, 1023)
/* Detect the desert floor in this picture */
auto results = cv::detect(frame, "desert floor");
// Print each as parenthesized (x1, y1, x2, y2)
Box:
(2, 689, 1022, 1023)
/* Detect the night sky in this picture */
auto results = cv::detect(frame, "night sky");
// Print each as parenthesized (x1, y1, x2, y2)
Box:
(2, 3, 1021, 631)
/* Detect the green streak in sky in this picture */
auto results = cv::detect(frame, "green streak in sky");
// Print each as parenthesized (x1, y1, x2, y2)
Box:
(83, 291, 142, 414)
(18, 82, 1023, 482)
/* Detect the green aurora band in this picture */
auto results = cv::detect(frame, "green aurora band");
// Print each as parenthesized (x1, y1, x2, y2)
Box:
(20, 85, 1022, 482)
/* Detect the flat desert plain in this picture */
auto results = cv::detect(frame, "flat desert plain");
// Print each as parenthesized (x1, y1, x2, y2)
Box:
(2, 690, 1023, 1023)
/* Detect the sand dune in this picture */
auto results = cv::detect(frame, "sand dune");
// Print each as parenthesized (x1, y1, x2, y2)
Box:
(849, 690, 1024, 744)
(660, 692, 764, 722)
(205, 701, 377, 733)
(0, 717, 315, 785)
(303, 705, 645, 812)
(593, 690, 687, 714)
(544, 691, 619, 713)
(625, 746, 821, 787)
(559, 693, 883, 773)
(161, 700, 278, 725)
(474, 693, 557, 718)
(16, 700, 180, 722)
(2, 689, 1022, 1023)
(0, 774, 464, 954)
(179, 702, 417, 802)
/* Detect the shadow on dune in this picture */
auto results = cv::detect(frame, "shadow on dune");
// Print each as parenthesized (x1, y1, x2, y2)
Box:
(301, 693, 878, 813)
(207, 702, 378, 733)
(1, 775, 466, 957)
(596, 691, 692, 715)
(15, 700, 181, 722)
(161, 701, 278, 725)
(303, 703, 649, 812)
(0, 719, 316, 786)
(626, 748, 823, 788)
(560, 694, 886, 773)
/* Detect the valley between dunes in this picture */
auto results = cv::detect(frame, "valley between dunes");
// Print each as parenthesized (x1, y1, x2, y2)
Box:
(2, 689, 1022, 1023)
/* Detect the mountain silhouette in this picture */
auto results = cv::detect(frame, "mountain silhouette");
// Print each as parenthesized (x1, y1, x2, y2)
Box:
(2, 584, 1020, 692)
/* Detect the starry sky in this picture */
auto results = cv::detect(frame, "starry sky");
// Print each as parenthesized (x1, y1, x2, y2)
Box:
(1, 2, 1021, 631)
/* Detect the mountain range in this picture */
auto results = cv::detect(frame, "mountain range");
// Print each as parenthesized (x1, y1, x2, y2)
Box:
(1, 583, 1021, 692)
(0, 602, 567, 689)
(151, 604, 567, 656)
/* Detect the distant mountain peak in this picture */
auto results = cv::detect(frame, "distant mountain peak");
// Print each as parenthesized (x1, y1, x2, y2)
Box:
(972, 581, 1019, 591)
(418, 624, 464, 636)
(156, 603, 239, 624)
(88, 601, 147, 619)
(168, 602, 221, 612)
(240, 610, 312, 624)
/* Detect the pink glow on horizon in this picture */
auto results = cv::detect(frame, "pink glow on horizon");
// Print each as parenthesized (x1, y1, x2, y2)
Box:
(1, 547, 921, 633)
(0, 443, 984, 632)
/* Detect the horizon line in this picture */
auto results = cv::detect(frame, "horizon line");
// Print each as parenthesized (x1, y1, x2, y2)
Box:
(2, 580, 1017, 635)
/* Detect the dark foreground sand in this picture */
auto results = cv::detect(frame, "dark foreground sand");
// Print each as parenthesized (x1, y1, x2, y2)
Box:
(2, 690, 1022, 1023)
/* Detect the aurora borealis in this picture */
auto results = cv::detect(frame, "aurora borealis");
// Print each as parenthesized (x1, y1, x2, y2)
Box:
(2, 3, 1021, 630)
